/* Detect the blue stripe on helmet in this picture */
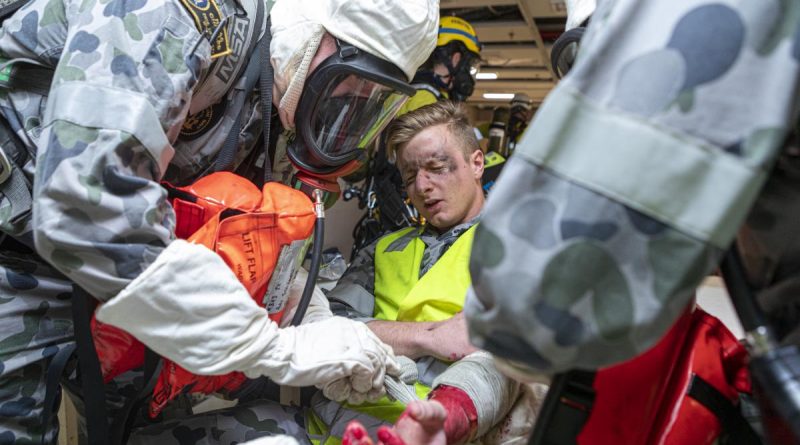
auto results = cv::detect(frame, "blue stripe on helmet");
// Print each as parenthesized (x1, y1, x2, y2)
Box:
(439, 27, 481, 49)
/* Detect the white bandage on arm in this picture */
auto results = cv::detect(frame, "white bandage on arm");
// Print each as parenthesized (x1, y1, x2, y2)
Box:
(432, 351, 521, 437)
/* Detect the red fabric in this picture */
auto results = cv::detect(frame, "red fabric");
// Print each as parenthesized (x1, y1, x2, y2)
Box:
(91, 318, 144, 383)
(578, 305, 751, 445)
(428, 385, 478, 444)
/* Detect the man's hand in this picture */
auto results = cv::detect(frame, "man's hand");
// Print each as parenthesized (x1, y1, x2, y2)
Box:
(342, 401, 447, 445)
(421, 312, 478, 361)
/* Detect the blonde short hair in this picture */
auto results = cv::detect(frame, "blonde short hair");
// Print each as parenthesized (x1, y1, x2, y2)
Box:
(386, 100, 479, 162)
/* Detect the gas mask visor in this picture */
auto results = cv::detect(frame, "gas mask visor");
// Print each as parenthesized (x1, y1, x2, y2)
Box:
(449, 52, 481, 102)
(288, 39, 415, 178)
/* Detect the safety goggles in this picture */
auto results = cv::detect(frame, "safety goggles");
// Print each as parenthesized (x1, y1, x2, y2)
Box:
(288, 39, 415, 177)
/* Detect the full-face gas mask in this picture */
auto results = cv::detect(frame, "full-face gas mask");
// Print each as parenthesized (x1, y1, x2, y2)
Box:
(286, 39, 416, 207)
(433, 44, 481, 102)
(431, 16, 482, 102)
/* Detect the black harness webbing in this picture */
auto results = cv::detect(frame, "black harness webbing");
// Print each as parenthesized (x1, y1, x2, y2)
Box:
(70, 286, 110, 445)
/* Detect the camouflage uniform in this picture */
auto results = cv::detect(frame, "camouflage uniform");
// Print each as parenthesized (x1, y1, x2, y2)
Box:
(0, 0, 280, 442)
(466, 0, 800, 373)
(128, 400, 311, 445)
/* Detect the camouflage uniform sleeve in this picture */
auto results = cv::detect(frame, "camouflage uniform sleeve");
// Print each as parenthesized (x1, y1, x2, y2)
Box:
(466, 0, 800, 372)
(326, 240, 378, 321)
(31, 0, 210, 301)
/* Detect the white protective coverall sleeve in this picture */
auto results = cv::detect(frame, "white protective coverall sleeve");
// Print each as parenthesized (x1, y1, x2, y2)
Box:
(96, 239, 399, 397)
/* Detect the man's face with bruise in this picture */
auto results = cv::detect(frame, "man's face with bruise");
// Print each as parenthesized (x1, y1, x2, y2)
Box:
(398, 124, 484, 232)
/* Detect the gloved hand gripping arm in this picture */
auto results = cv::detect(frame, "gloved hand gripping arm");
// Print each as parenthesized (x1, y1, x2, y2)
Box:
(96, 239, 399, 400)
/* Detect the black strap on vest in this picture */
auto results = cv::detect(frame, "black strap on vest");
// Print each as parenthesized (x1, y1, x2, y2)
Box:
(69, 286, 164, 445)
(70, 285, 110, 445)
(109, 349, 163, 445)
(687, 374, 762, 444)
(213, 0, 266, 172)
(528, 370, 596, 445)
(258, 16, 274, 183)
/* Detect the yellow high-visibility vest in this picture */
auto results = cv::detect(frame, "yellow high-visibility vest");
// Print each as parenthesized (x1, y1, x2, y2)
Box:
(307, 225, 477, 444)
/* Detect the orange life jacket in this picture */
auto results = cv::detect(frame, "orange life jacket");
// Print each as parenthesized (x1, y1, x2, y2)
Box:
(91, 172, 316, 417)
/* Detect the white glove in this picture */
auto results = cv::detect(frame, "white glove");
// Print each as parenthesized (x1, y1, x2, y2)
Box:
(96, 239, 399, 393)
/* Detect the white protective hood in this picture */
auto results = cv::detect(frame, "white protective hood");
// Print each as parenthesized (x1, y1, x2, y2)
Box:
(270, 0, 439, 125)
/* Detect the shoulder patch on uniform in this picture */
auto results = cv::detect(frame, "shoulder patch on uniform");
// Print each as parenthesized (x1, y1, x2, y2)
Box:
(178, 0, 231, 59)
(180, 100, 227, 140)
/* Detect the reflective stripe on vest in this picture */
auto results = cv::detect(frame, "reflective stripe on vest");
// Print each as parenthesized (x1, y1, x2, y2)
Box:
(307, 225, 478, 443)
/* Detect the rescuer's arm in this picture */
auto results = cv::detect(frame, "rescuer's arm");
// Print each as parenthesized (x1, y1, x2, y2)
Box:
(32, 2, 398, 401)
(32, 0, 204, 301)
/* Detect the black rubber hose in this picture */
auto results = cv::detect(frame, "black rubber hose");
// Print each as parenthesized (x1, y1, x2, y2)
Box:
(721, 245, 800, 441)
(719, 246, 766, 332)
(291, 214, 324, 326)
(750, 348, 800, 440)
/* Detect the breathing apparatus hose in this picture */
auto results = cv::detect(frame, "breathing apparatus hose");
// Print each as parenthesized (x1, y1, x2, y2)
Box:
(720, 247, 800, 440)
(291, 189, 325, 326)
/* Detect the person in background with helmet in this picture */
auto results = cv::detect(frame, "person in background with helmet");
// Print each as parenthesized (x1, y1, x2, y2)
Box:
(0, 0, 439, 442)
(505, 93, 535, 153)
(400, 15, 483, 114)
(480, 107, 510, 192)
(480, 93, 534, 191)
